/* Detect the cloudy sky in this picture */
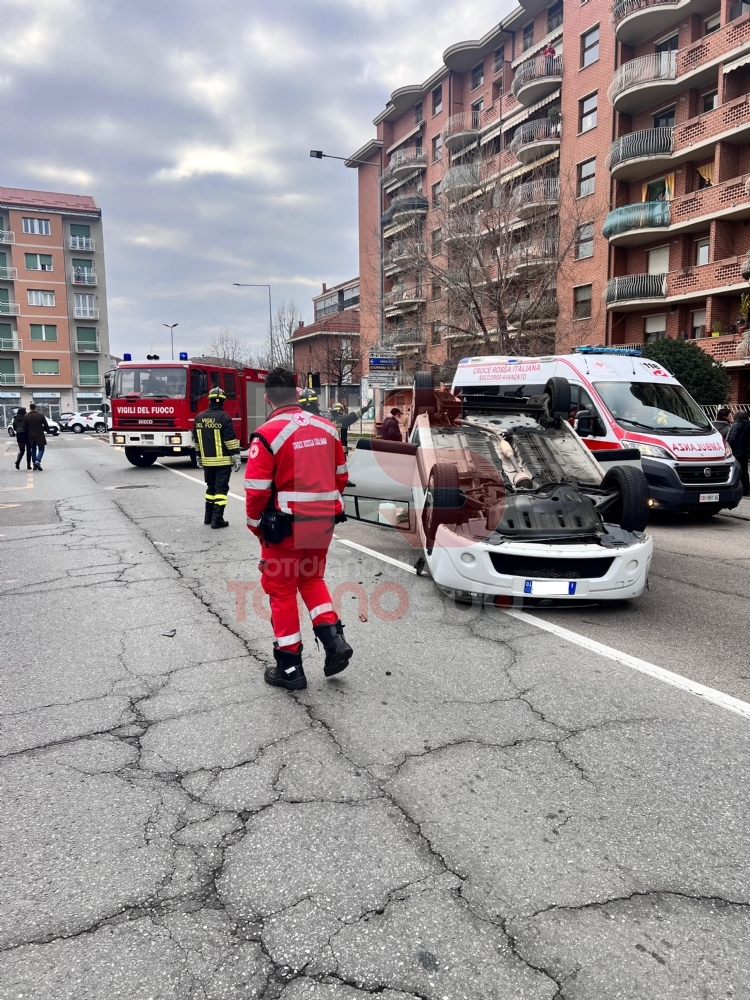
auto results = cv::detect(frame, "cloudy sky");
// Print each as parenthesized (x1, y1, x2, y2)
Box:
(3, 0, 508, 359)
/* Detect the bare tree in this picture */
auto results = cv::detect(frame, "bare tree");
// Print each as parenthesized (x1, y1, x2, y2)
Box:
(252, 300, 301, 371)
(301, 332, 361, 387)
(202, 327, 255, 365)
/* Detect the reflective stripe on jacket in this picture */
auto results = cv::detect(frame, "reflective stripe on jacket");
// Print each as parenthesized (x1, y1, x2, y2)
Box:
(194, 405, 240, 467)
(244, 405, 348, 527)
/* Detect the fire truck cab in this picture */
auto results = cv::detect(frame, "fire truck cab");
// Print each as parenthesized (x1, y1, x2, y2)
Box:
(107, 359, 268, 467)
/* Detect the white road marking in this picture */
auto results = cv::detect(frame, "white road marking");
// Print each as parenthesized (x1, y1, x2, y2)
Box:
(333, 537, 418, 575)
(503, 608, 750, 722)
(155, 463, 245, 502)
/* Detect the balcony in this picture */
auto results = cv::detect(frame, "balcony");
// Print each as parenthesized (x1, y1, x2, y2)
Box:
(383, 241, 425, 277)
(509, 119, 561, 164)
(75, 340, 101, 353)
(0, 230, 15, 244)
(442, 163, 480, 197)
(442, 111, 481, 152)
(0, 372, 24, 384)
(607, 127, 674, 180)
(69, 236, 96, 251)
(443, 217, 481, 244)
(602, 200, 671, 244)
(73, 306, 99, 319)
(509, 178, 560, 220)
(608, 52, 676, 115)
(509, 237, 558, 272)
(606, 273, 667, 307)
(77, 375, 103, 387)
(0, 302, 21, 315)
(381, 194, 429, 232)
(613, 0, 684, 46)
(511, 54, 563, 107)
(384, 150, 427, 184)
(383, 286, 426, 316)
(0, 338, 22, 351)
(507, 295, 558, 327)
(71, 269, 97, 286)
(0, 267, 18, 280)
(388, 328, 426, 348)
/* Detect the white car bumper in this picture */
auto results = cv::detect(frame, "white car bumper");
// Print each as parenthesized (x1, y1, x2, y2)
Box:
(109, 431, 194, 449)
(426, 527, 653, 601)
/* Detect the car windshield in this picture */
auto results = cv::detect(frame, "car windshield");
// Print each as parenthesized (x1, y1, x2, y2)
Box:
(593, 381, 712, 434)
(113, 368, 187, 398)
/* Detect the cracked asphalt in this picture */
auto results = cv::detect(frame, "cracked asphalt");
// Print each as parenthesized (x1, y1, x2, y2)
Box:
(2, 433, 750, 999)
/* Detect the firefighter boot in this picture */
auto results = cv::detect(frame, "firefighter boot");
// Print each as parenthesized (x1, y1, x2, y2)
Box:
(313, 621, 353, 677)
(204, 501, 214, 525)
(264, 644, 307, 691)
(211, 504, 229, 529)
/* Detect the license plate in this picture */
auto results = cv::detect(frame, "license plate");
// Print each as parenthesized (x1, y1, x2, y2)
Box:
(699, 493, 720, 503)
(524, 580, 577, 596)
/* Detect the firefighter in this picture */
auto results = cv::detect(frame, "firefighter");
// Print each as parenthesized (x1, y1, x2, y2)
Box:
(194, 385, 241, 529)
(245, 367, 352, 690)
(298, 387, 320, 415)
(329, 400, 372, 450)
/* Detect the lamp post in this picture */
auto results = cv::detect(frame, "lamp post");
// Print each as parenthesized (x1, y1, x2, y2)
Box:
(162, 323, 178, 361)
(233, 283, 274, 368)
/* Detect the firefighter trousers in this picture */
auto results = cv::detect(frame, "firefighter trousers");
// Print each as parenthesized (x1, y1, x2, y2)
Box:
(259, 535, 338, 651)
(204, 465, 232, 508)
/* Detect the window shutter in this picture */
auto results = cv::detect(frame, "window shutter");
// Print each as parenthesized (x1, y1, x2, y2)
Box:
(70, 224, 91, 237)
(79, 360, 99, 376)
(76, 326, 97, 343)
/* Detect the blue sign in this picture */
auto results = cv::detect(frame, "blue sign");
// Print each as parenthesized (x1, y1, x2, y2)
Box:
(369, 357, 397, 367)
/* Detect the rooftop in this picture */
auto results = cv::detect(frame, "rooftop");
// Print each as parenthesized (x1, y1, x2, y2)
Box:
(0, 186, 99, 213)
(290, 311, 361, 343)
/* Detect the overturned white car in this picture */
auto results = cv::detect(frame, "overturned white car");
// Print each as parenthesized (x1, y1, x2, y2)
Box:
(344, 374, 653, 603)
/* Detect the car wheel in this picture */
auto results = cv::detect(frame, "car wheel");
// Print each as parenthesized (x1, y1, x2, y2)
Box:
(423, 462, 464, 554)
(414, 371, 434, 411)
(7, 427, 15, 437)
(71, 423, 85, 434)
(51, 428, 59, 436)
(94, 422, 106, 433)
(543, 377, 571, 426)
(124, 448, 158, 467)
(601, 465, 650, 533)
(188, 449, 198, 468)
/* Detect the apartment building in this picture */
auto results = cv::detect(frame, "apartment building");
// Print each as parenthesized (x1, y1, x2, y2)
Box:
(349, 0, 750, 403)
(0, 187, 110, 427)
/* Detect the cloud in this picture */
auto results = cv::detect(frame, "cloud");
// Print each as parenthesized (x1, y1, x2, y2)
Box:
(25, 163, 96, 188)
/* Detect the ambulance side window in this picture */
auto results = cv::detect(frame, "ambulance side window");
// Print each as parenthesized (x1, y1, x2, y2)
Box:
(190, 369, 207, 412)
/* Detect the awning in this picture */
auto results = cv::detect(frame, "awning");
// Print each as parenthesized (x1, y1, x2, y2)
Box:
(387, 123, 424, 154)
(724, 51, 750, 74)
(382, 220, 416, 238)
(499, 150, 559, 183)
(501, 89, 561, 135)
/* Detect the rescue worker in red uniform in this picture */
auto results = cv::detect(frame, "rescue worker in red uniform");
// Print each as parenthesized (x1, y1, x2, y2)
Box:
(245, 368, 353, 690)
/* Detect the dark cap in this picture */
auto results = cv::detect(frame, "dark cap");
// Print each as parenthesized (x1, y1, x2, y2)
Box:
(390, 408, 402, 416)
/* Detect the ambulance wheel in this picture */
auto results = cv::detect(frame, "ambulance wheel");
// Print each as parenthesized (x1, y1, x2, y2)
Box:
(424, 462, 463, 554)
(188, 449, 198, 468)
(125, 448, 158, 467)
(414, 371, 434, 410)
(543, 377, 571, 425)
(602, 465, 650, 533)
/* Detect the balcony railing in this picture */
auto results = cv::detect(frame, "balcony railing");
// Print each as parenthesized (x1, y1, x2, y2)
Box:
(73, 306, 99, 319)
(382, 194, 429, 227)
(0, 230, 15, 244)
(511, 55, 563, 99)
(0, 267, 17, 280)
(442, 111, 481, 150)
(76, 340, 101, 353)
(389, 328, 426, 348)
(510, 237, 558, 268)
(77, 375, 103, 387)
(602, 200, 671, 239)
(0, 338, 22, 351)
(69, 236, 96, 251)
(71, 269, 97, 286)
(607, 127, 674, 172)
(0, 372, 24, 384)
(384, 287, 426, 311)
(385, 150, 428, 182)
(608, 51, 676, 106)
(384, 241, 425, 274)
(612, 0, 679, 24)
(444, 217, 481, 243)
(0, 302, 21, 315)
(509, 118, 561, 158)
(606, 273, 667, 304)
(509, 178, 560, 216)
(442, 163, 480, 195)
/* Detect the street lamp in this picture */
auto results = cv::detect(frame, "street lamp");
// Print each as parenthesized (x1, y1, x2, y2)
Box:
(162, 323, 178, 361)
(233, 284, 274, 368)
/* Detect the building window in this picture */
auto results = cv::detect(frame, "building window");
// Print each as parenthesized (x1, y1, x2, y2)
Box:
(28, 289, 55, 307)
(493, 46, 505, 73)
(432, 181, 442, 207)
(691, 308, 707, 338)
(30, 324, 58, 341)
(32, 358, 60, 375)
(581, 26, 600, 67)
(432, 134, 443, 163)
(644, 314, 667, 341)
(574, 284, 592, 319)
(70, 224, 91, 238)
(471, 98, 484, 125)
(76, 326, 98, 349)
(548, 1, 564, 32)
(432, 85, 443, 115)
(695, 238, 710, 265)
(696, 161, 714, 188)
(703, 90, 718, 113)
(74, 292, 97, 317)
(523, 22, 534, 50)
(343, 284, 360, 308)
(653, 105, 676, 129)
(577, 158, 595, 197)
(414, 101, 423, 124)
(705, 12, 721, 32)
(25, 253, 53, 271)
(79, 359, 100, 384)
(471, 62, 484, 90)
(431, 322, 442, 346)
(431, 282, 442, 299)
(22, 218, 51, 236)
(431, 229, 442, 255)
(576, 223, 594, 259)
(579, 92, 598, 132)
(315, 292, 339, 319)
(655, 33, 678, 52)
(645, 177, 669, 201)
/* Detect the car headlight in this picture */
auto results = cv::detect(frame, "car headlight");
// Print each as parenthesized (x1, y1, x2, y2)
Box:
(725, 442, 733, 458)
(623, 438, 673, 459)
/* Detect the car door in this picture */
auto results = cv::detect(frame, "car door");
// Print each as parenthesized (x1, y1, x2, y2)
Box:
(343, 438, 417, 529)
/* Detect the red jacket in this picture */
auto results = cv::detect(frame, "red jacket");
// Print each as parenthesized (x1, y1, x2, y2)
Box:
(245, 405, 348, 532)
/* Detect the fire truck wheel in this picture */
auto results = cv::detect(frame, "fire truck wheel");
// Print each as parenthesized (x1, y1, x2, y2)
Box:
(125, 448, 158, 468)
(188, 449, 198, 468)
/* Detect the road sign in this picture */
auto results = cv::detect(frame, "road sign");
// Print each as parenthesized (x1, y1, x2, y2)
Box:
(369, 357, 397, 368)
(367, 373, 398, 387)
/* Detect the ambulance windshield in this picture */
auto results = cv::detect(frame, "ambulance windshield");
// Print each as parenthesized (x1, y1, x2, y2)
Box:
(593, 381, 712, 434)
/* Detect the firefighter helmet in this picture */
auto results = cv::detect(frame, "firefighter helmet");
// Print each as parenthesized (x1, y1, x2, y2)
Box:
(299, 388, 319, 411)
(331, 402, 344, 414)
(208, 386, 227, 402)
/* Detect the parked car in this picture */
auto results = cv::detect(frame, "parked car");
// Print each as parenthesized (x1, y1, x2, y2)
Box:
(344, 373, 653, 604)
(58, 412, 75, 430)
(7, 416, 60, 437)
(66, 411, 109, 434)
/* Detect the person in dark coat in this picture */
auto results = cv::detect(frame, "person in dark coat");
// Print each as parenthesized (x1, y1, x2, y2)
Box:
(713, 407, 732, 439)
(728, 410, 750, 496)
(12, 407, 31, 470)
(23, 403, 50, 471)
(380, 408, 403, 441)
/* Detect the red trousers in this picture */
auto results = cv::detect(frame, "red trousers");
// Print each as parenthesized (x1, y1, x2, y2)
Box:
(259, 537, 338, 651)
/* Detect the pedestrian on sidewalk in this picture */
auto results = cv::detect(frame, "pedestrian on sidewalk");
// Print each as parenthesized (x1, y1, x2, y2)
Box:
(713, 406, 733, 439)
(194, 385, 241, 529)
(380, 408, 404, 441)
(728, 410, 750, 495)
(245, 367, 353, 691)
(12, 407, 31, 470)
(23, 403, 50, 471)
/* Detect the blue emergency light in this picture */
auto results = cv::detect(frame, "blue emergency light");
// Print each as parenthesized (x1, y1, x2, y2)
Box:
(123, 353, 132, 361)
(574, 346, 642, 356)
(179, 352, 188, 360)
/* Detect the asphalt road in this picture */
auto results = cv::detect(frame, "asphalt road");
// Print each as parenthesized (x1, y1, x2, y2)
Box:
(2, 432, 750, 1000)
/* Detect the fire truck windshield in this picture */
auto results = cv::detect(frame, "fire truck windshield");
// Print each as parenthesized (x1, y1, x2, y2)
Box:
(113, 368, 187, 398)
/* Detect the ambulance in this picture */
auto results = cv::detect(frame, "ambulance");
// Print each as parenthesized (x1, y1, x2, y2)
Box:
(452, 348, 742, 517)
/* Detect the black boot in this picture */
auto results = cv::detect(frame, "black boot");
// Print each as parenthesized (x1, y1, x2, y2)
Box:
(204, 502, 214, 525)
(264, 645, 307, 690)
(211, 505, 228, 529)
(313, 621, 353, 677)
(15, 457, 20, 469)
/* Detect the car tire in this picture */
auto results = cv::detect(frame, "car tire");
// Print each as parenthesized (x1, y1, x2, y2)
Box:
(71, 423, 85, 434)
(50, 428, 59, 436)
(94, 422, 106, 433)
(414, 371, 434, 411)
(601, 465, 650, 533)
(544, 377, 571, 423)
(7, 427, 15, 437)
(424, 462, 463, 553)
(125, 448, 158, 468)
(188, 449, 198, 468)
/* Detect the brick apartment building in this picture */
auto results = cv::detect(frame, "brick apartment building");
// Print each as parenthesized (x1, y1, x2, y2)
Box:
(0, 187, 110, 427)
(348, 0, 750, 403)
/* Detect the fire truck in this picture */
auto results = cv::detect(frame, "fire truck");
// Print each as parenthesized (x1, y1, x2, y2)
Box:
(106, 358, 269, 467)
